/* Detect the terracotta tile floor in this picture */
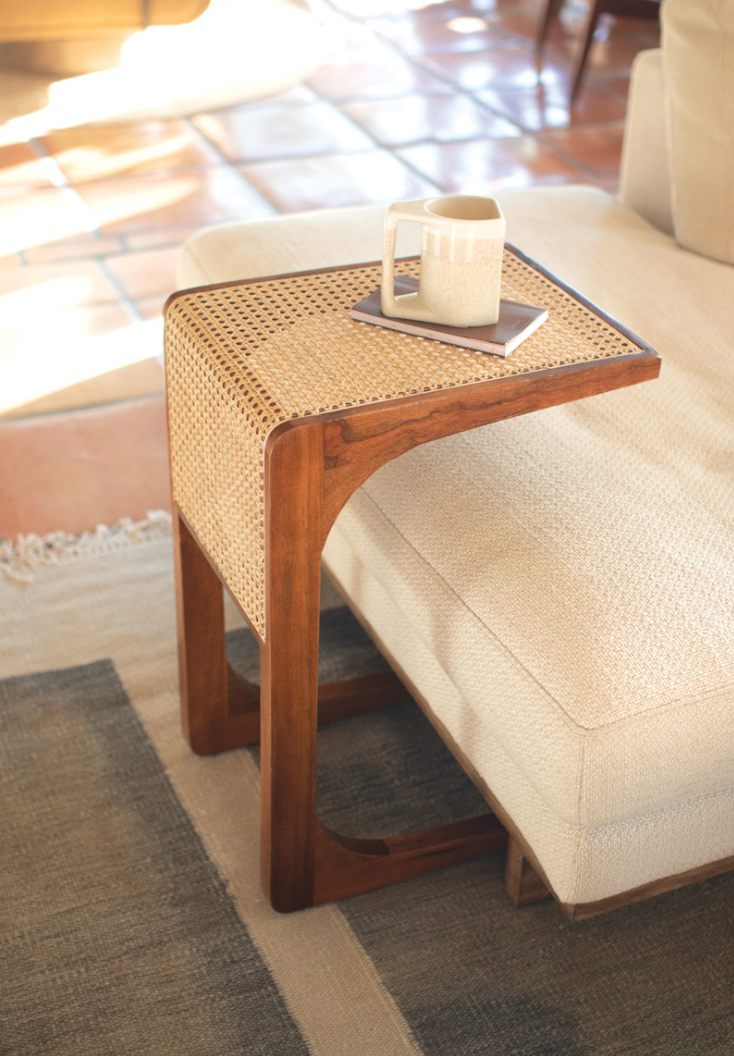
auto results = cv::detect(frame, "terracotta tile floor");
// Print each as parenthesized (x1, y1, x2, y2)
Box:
(0, 0, 660, 538)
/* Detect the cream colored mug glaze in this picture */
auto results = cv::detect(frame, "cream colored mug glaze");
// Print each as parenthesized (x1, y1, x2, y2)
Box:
(381, 194, 505, 328)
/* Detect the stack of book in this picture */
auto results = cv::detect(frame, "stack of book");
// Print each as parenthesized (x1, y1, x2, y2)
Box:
(351, 275, 547, 359)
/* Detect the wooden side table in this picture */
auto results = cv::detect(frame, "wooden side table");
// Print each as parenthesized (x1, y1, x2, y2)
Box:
(164, 246, 660, 913)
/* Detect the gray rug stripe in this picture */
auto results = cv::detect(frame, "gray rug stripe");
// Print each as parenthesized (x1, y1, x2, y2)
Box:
(340, 859, 734, 1056)
(149, 729, 424, 1056)
(0, 660, 309, 1056)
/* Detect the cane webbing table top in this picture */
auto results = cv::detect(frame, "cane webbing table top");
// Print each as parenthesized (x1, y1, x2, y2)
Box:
(165, 247, 651, 637)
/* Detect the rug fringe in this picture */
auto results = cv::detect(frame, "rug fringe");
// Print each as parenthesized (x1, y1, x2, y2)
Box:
(0, 510, 172, 584)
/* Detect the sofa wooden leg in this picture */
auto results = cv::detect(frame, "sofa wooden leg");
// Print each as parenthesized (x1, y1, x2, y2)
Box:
(505, 835, 551, 907)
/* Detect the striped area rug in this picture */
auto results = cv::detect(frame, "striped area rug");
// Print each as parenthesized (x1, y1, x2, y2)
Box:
(1, 518, 732, 1055)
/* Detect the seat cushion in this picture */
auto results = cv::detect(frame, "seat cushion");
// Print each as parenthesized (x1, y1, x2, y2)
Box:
(176, 186, 734, 905)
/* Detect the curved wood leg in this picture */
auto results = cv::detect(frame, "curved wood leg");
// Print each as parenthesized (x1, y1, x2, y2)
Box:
(314, 816, 507, 905)
(259, 425, 507, 912)
(258, 424, 512, 912)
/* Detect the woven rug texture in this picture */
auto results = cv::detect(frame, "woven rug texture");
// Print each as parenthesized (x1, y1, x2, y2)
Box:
(0, 521, 732, 1056)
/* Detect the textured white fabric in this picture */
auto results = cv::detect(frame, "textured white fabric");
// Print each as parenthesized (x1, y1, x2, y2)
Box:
(176, 182, 734, 906)
(618, 49, 672, 236)
(663, 0, 734, 264)
(324, 525, 734, 906)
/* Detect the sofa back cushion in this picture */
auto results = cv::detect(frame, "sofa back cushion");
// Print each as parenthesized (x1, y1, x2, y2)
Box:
(663, 0, 734, 265)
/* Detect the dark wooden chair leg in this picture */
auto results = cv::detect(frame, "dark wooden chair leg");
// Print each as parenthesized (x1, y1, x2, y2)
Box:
(536, 0, 566, 62)
(175, 488, 410, 761)
(570, 0, 605, 104)
(505, 835, 551, 907)
(570, 0, 662, 105)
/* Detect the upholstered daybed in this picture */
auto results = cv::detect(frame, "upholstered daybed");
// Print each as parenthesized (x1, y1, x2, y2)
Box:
(173, 0, 734, 918)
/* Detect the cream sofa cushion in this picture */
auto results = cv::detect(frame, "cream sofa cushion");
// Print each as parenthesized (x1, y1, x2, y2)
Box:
(663, 0, 734, 264)
(176, 186, 734, 906)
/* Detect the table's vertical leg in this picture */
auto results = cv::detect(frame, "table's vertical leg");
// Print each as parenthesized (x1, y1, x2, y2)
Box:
(260, 424, 324, 912)
(172, 504, 230, 756)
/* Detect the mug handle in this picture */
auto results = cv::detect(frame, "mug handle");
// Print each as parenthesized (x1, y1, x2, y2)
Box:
(381, 199, 429, 320)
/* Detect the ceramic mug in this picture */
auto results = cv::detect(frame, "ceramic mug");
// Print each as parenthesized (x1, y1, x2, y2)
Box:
(381, 194, 506, 328)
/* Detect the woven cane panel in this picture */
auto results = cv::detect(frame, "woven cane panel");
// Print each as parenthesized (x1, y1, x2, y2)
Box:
(165, 250, 642, 636)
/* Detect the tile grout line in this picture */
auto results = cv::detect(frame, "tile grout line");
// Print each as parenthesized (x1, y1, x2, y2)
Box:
(300, 0, 602, 192)
(297, 5, 510, 194)
(95, 255, 145, 322)
(182, 115, 282, 214)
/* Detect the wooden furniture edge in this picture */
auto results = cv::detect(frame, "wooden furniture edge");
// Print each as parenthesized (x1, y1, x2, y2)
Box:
(563, 853, 734, 920)
(264, 352, 660, 551)
(257, 418, 511, 912)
